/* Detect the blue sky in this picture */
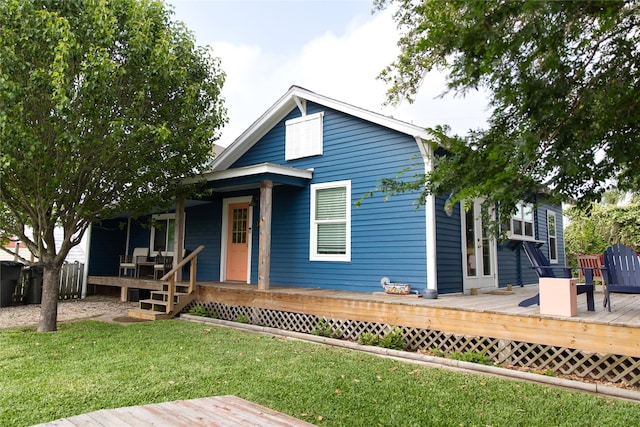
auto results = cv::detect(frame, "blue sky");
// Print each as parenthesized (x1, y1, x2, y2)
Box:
(169, 0, 489, 147)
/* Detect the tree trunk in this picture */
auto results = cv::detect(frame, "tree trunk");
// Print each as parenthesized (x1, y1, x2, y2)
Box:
(37, 266, 61, 332)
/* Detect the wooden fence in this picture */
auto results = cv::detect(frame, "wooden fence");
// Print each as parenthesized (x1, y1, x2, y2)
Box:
(59, 262, 83, 300)
(11, 262, 83, 304)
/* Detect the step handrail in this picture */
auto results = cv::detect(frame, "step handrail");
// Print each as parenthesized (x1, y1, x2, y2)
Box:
(161, 245, 204, 313)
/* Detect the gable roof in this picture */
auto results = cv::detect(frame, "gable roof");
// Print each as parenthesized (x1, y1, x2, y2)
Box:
(209, 85, 431, 172)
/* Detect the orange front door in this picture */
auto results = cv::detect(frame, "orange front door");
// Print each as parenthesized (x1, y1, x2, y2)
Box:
(226, 202, 249, 281)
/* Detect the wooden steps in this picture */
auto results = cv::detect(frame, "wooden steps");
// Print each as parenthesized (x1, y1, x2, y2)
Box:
(128, 282, 196, 320)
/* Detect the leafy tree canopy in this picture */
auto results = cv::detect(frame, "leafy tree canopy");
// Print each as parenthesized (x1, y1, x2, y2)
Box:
(0, 0, 226, 331)
(374, 0, 639, 221)
(565, 193, 640, 265)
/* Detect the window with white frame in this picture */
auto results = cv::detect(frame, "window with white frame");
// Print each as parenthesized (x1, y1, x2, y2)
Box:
(547, 211, 558, 264)
(150, 213, 176, 256)
(310, 180, 351, 262)
(285, 112, 324, 161)
(508, 201, 535, 240)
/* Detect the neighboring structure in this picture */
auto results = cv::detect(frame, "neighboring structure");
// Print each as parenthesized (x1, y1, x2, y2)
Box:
(0, 239, 34, 262)
(0, 228, 86, 264)
(88, 86, 563, 295)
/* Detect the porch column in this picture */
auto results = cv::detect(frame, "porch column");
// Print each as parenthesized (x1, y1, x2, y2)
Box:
(173, 195, 185, 282)
(258, 180, 273, 290)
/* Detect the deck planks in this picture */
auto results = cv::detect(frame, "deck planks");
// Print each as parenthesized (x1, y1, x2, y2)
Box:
(33, 396, 314, 427)
(196, 281, 640, 358)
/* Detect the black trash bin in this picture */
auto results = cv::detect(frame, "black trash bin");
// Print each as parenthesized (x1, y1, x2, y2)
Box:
(27, 266, 44, 304)
(0, 261, 23, 307)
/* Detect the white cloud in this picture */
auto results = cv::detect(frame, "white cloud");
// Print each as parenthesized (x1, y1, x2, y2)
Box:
(209, 8, 489, 148)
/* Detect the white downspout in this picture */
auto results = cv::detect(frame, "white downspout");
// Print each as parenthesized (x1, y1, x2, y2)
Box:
(417, 137, 438, 296)
(81, 224, 92, 299)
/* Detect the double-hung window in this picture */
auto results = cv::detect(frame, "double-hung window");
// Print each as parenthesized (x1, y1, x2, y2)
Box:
(509, 202, 535, 240)
(310, 180, 351, 262)
(151, 213, 176, 256)
(547, 211, 558, 264)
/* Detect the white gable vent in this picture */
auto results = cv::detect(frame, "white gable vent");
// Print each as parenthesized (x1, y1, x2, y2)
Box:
(285, 111, 324, 161)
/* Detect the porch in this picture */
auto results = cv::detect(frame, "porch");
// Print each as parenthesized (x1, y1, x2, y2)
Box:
(88, 276, 640, 354)
(191, 281, 640, 355)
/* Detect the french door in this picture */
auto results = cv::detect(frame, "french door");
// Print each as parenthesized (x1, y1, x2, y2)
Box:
(461, 199, 497, 292)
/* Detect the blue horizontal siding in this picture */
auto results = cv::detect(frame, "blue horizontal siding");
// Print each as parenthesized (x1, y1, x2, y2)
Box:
(497, 200, 565, 287)
(238, 103, 428, 293)
(88, 218, 128, 276)
(184, 201, 222, 280)
(434, 195, 463, 294)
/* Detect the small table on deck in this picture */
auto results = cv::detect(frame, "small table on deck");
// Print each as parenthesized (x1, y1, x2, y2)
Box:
(136, 261, 156, 279)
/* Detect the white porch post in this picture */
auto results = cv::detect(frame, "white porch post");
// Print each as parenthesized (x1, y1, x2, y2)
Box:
(173, 195, 185, 282)
(81, 223, 92, 299)
(258, 180, 273, 290)
(418, 137, 438, 295)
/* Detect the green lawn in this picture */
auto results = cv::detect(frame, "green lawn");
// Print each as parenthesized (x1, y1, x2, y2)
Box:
(1, 320, 638, 426)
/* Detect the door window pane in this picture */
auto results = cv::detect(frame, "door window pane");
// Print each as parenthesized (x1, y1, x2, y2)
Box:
(465, 207, 476, 277)
(232, 208, 248, 244)
(153, 222, 167, 252)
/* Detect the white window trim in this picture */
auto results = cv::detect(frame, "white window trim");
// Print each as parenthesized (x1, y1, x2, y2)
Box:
(150, 213, 184, 257)
(285, 111, 324, 161)
(310, 180, 351, 262)
(547, 210, 558, 264)
(507, 201, 536, 241)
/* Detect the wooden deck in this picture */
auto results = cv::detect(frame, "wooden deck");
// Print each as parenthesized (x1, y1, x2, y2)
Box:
(33, 395, 314, 427)
(196, 282, 640, 358)
(89, 275, 164, 302)
(88, 275, 640, 358)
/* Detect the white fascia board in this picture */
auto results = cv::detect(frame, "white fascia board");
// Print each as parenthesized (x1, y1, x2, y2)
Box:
(210, 86, 433, 172)
(210, 87, 301, 171)
(298, 88, 431, 141)
(201, 163, 313, 182)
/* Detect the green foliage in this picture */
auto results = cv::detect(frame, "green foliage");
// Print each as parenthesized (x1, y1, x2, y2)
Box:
(374, 0, 640, 218)
(357, 332, 380, 346)
(311, 319, 342, 338)
(450, 351, 492, 366)
(565, 194, 640, 264)
(379, 327, 406, 350)
(235, 314, 250, 324)
(357, 329, 405, 350)
(429, 347, 446, 358)
(188, 305, 213, 318)
(3, 321, 640, 426)
(0, 0, 226, 330)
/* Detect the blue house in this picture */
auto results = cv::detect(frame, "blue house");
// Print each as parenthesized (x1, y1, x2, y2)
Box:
(88, 86, 564, 297)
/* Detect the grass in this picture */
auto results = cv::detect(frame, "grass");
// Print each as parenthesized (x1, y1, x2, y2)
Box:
(1, 320, 639, 426)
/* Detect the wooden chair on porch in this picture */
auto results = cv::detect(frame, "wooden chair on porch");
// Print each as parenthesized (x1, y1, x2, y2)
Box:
(119, 247, 149, 277)
(602, 243, 640, 312)
(518, 241, 595, 311)
(577, 254, 605, 292)
(154, 253, 173, 280)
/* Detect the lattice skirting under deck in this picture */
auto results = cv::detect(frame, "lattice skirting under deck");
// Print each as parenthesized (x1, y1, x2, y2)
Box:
(185, 301, 640, 386)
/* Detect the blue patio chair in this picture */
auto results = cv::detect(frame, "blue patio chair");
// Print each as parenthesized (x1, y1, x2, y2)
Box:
(602, 243, 640, 312)
(518, 241, 595, 311)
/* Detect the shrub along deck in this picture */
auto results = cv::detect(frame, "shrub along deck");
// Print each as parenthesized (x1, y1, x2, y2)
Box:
(190, 281, 640, 386)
